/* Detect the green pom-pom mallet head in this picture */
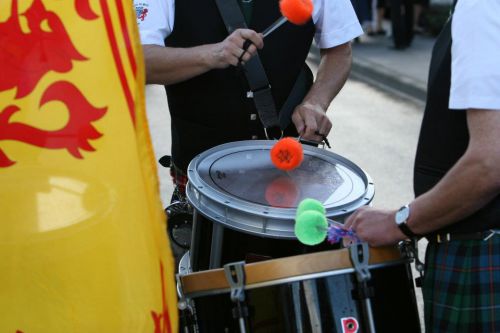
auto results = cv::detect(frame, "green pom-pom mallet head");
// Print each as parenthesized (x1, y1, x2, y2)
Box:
(296, 198, 325, 219)
(294, 210, 328, 245)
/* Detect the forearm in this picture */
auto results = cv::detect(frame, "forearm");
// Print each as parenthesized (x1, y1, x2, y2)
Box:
(290, 42, 352, 140)
(143, 44, 215, 85)
(409, 153, 500, 234)
(302, 42, 352, 110)
(408, 109, 500, 234)
(143, 29, 264, 85)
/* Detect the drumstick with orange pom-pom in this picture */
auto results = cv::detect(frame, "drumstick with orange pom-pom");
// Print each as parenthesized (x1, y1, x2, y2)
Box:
(263, 0, 314, 37)
(270, 137, 304, 171)
(241, 0, 314, 53)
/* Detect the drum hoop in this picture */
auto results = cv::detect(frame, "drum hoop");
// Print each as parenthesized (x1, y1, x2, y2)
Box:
(186, 141, 375, 238)
(180, 246, 404, 298)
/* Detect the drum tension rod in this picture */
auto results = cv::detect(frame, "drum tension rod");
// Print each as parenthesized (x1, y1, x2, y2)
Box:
(349, 243, 377, 333)
(224, 261, 249, 333)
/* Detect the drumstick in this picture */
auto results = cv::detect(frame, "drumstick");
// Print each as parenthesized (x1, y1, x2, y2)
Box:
(242, 0, 313, 51)
(262, 16, 288, 38)
(270, 137, 304, 171)
(295, 198, 358, 245)
(264, 0, 314, 38)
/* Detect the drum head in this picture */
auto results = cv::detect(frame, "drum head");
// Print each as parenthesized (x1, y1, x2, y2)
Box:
(186, 140, 374, 238)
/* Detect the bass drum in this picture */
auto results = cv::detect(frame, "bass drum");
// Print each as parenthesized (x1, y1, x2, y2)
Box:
(186, 140, 375, 271)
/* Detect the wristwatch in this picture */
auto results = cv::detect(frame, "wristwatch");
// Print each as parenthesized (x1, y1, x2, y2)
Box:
(395, 204, 418, 238)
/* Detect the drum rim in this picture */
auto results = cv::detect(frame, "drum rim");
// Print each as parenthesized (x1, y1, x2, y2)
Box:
(186, 140, 375, 238)
(178, 246, 405, 299)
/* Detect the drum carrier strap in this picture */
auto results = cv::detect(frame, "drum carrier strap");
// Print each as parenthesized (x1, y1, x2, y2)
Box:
(349, 243, 377, 333)
(224, 261, 250, 333)
(214, 0, 312, 139)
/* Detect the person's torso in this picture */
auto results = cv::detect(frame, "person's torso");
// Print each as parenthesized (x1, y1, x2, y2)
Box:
(165, 0, 315, 170)
(414, 14, 500, 234)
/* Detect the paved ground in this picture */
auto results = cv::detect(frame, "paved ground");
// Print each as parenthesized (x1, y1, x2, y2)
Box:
(351, 33, 435, 102)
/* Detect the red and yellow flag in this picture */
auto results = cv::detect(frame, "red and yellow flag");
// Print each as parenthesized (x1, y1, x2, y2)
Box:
(0, 0, 177, 332)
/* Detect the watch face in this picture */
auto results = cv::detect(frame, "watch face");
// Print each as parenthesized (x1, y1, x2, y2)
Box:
(396, 206, 410, 224)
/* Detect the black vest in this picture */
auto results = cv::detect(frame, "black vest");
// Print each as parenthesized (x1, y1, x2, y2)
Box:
(413, 16, 500, 234)
(165, 0, 315, 171)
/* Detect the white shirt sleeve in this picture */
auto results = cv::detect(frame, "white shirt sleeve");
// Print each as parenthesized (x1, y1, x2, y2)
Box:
(312, 0, 363, 49)
(449, 0, 500, 110)
(134, 0, 174, 46)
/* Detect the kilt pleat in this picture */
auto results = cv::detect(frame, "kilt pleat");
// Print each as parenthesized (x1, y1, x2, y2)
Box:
(423, 236, 500, 332)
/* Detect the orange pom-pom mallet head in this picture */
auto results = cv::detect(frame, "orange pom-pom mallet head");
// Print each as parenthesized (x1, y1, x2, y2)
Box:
(279, 0, 314, 25)
(270, 137, 304, 171)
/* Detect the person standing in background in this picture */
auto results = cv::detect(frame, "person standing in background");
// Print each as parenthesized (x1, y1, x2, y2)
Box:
(390, 0, 414, 48)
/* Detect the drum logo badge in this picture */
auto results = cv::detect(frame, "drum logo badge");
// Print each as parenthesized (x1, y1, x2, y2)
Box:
(0, 0, 107, 168)
(341, 316, 359, 333)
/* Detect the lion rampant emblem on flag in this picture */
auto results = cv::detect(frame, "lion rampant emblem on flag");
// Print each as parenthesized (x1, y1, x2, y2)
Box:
(0, 0, 107, 167)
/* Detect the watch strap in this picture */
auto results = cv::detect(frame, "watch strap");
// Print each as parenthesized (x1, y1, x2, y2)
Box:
(398, 222, 418, 239)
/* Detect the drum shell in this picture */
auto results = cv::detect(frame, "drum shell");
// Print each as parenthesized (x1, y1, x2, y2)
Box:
(190, 211, 334, 271)
(180, 251, 421, 333)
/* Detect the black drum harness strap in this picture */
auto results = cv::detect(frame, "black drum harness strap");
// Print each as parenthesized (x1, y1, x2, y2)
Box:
(214, 0, 312, 139)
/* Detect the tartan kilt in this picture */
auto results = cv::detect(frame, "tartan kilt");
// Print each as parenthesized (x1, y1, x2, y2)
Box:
(423, 235, 500, 332)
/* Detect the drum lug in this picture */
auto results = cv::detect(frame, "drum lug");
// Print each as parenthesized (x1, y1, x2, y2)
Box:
(349, 243, 377, 333)
(349, 242, 371, 282)
(224, 261, 246, 303)
(224, 261, 250, 332)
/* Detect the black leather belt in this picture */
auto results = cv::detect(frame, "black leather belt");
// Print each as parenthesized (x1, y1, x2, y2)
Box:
(427, 229, 500, 243)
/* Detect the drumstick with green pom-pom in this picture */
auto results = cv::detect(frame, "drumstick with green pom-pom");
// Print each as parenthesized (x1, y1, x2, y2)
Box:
(295, 210, 328, 245)
(296, 197, 326, 217)
(294, 199, 359, 245)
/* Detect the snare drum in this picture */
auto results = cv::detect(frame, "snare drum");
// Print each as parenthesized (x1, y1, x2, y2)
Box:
(178, 247, 421, 332)
(186, 140, 375, 271)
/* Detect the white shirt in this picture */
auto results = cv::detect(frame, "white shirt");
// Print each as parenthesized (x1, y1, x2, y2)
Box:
(450, 0, 500, 110)
(134, 0, 363, 49)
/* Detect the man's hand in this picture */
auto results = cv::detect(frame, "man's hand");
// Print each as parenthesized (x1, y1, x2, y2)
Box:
(210, 29, 264, 68)
(344, 206, 406, 247)
(291, 102, 332, 142)
(289, 43, 352, 143)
